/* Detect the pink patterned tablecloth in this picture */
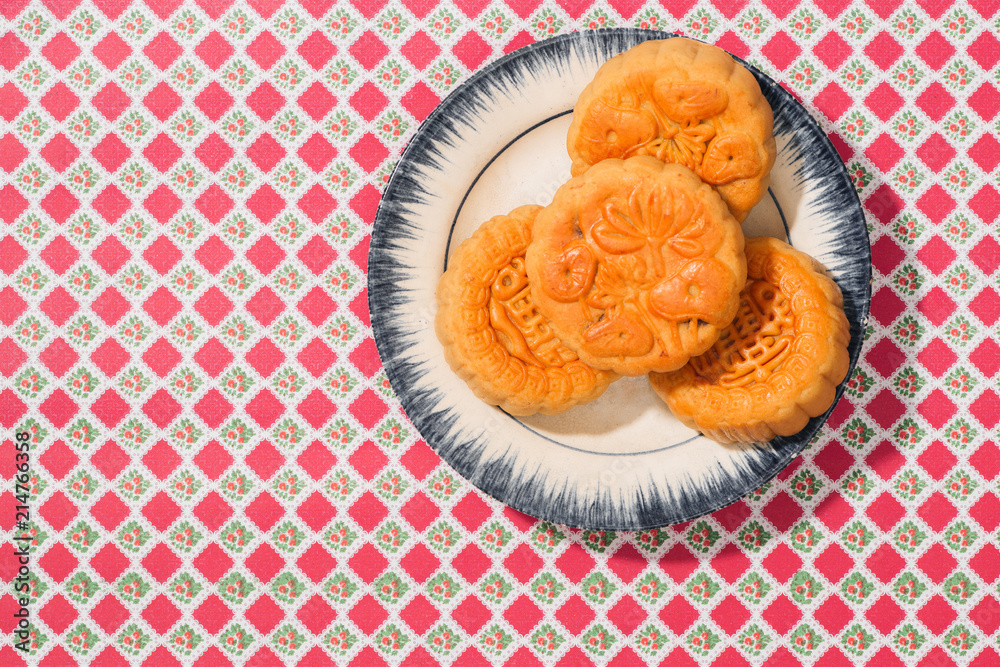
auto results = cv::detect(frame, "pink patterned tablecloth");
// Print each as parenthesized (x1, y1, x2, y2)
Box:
(2, 0, 1000, 664)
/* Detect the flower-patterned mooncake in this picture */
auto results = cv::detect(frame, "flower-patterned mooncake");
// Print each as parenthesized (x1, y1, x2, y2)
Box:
(525, 157, 746, 376)
(567, 37, 776, 222)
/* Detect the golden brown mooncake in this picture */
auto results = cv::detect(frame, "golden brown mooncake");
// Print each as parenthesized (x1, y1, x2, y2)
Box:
(435, 205, 616, 415)
(524, 157, 746, 377)
(567, 37, 776, 222)
(649, 236, 851, 444)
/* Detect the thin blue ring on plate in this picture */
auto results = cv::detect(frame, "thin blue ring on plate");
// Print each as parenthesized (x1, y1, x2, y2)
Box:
(369, 29, 871, 530)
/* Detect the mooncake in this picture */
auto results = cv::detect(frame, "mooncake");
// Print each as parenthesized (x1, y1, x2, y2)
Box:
(650, 236, 850, 443)
(436, 205, 616, 415)
(567, 37, 776, 222)
(525, 157, 746, 376)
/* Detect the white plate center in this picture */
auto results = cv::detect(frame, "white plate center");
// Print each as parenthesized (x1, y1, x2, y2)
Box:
(449, 112, 787, 456)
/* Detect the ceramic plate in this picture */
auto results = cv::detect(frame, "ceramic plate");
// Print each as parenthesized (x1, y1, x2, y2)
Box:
(369, 29, 871, 530)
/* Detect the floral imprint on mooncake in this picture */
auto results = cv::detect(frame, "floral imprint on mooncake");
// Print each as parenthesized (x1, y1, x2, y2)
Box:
(526, 157, 746, 376)
(567, 37, 776, 222)
(650, 236, 851, 443)
(435, 205, 616, 415)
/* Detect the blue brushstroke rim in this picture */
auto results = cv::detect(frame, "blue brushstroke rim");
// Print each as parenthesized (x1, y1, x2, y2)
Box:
(369, 29, 872, 530)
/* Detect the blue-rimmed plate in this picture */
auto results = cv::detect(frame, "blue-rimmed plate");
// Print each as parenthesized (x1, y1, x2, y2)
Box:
(370, 29, 870, 530)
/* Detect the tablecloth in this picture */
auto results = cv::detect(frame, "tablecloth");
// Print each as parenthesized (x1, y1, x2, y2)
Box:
(1, 0, 999, 664)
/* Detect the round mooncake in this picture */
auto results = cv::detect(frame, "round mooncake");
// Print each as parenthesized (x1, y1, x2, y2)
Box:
(435, 205, 616, 415)
(525, 157, 746, 376)
(567, 37, 776, 222)
(649, 236, 850, 443)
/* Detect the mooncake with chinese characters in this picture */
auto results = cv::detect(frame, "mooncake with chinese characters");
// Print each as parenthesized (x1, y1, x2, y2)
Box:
(650, 236, 850, 443)
(567, 37, 776, 222)
(436, 205, 616, 415)
(525, 157, 746, 376)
